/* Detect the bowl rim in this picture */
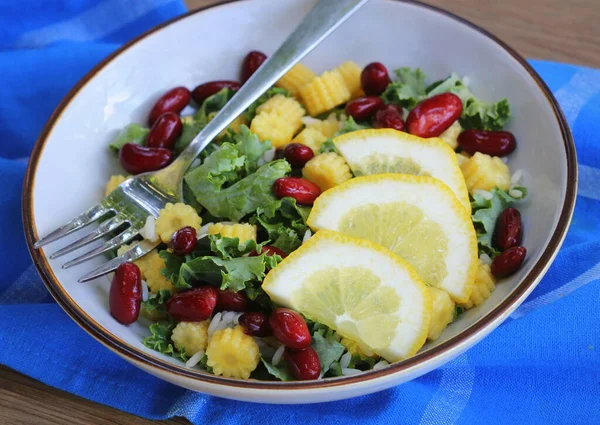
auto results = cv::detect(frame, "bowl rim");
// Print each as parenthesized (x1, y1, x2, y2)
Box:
(22, 0, 577, 390)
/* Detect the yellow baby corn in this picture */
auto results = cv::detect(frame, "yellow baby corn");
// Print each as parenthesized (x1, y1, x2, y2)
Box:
(206, 325, 260, 379)
(456, 152, 471, 167)
(250, 95, 304, 148)
(334, 61, 363, 98)
(302, 152, 352, 191)
(116, 244, 160, 282)
(105, 175, 128, 196)
(207, 223, 257, 243)
(460, 263, 496, 309)
(426, 287, 456, 341)
(306, 113, 341, 138)
(255, 94, 298, 115)
(218, 115, 248, 139)
(292, 127, 328, 154)
(155, 202, 202, 243)
(299, 70, 351, 116)
(438, 121, 463, 150)
(340, 337, 377, 359)
(276, 63, 317, 96)
(136, 249, 174, 292)
(171, 321, 210, 356)
(460, 152, 511, 193)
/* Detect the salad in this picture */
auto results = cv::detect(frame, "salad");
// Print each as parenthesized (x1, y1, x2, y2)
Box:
(105, 50, 528, 381)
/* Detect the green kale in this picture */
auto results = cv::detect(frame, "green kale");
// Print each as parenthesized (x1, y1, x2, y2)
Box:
(109, 123, 149, 152)
(260, 358, 293, 381)
(244, 87, 291, 121)
(143, 321, 188, 362)
(471, 186, 527, 255)
(381, 67, 427, 109)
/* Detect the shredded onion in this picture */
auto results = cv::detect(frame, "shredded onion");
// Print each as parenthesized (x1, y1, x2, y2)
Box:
(301, 116, 321, 126)
(185, 350, 205, 368)
(302, 229, 312, 244)
(272, 345, 285, 366)
(340, 352, 352, 369)
(262, 148, 276, 163)
(207, 312, 223, 337)
(141, 280, 149, 302)
(511, 169, 524, 185)
(139, 216, 158, 242)
(341, 367, 362, 376)
(509, 189, 523, 198)
(473, 189, 493, 200)
(197, 222, 214, 238)
(373, 360, 389, 371)
(479, 253, 492, 265)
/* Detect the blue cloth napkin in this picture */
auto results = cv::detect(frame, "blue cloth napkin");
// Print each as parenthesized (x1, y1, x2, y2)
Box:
(1, 1, 599, 424)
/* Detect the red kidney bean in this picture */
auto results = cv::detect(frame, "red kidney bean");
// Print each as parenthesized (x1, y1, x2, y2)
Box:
(166, 286, 218, 322)
(284, 346, 321, 380)
(274, 149, 286, 160)
(168, 226, 197, 255)
(346, 96, 383, 121)
(361, 62, 391, 96)
(250, 245, 288, 258)
(493, 208, 522, 251)
(241, 51, 267, 83)
(146, 112, 182, 150)
(119, 143, 172, 175)
(491, 246, 527, 278)
(273, 177, 321, 206)
(148, 87, 191, 125)
(239, 312, 272, 337)
(458, 129, 517, 157)
(345, 96, 385, 121)
(373, 104, 405, 131)
(191, 80, 241, 104)
(215, 289, 248, 312)
(270, 308, 311, 349)
(283, 143, 314, 167)
(406, 93, 463, 138)
(109, 262, 142, 325)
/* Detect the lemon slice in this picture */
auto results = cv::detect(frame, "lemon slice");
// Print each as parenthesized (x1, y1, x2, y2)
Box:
(262, 230, 431, 362)
(307, 174, 477, 303)
(334, 129, 471, 212)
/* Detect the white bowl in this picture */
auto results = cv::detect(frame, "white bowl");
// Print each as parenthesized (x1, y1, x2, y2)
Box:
(23, 0, 576, 404)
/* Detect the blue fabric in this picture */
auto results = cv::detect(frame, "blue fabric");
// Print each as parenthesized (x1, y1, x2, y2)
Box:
(1, 1, 599, 424)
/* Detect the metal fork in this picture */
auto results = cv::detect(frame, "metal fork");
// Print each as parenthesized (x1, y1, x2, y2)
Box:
(34, 0, 369, 283)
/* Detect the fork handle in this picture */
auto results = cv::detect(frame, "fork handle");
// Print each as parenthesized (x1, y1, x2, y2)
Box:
(163, 0, 369, 183)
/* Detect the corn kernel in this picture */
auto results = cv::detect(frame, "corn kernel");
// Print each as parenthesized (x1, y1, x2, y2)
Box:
(437, 120, 462, 150)
(172, 321, 210, 356)
(250, 95, 304, 148)
(206, 325, 260, 379)
(306, 113, 341, 139)
(155, 203, 202, 243)
(276, 63, 316, 96)
(427, 287, 455, 341)
(302, 153, 352, 191)
(105, 175, 128, 197)
(218, 115, 248, 139)
(207, 223, 257, 243)
(299, 70, 351, 116)
(460, 152, 511, 193)
(292, 127, 328, 154)
(460, 262, 496, 309)
(333, 61, 363, 98)
(340, 337, 377, 358)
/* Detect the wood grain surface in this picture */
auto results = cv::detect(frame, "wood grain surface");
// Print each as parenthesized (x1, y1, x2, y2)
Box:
(3, 0, 598, 424)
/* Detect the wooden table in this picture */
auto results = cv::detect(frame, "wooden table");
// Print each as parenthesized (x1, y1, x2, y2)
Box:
(3, 1, 598, 424)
